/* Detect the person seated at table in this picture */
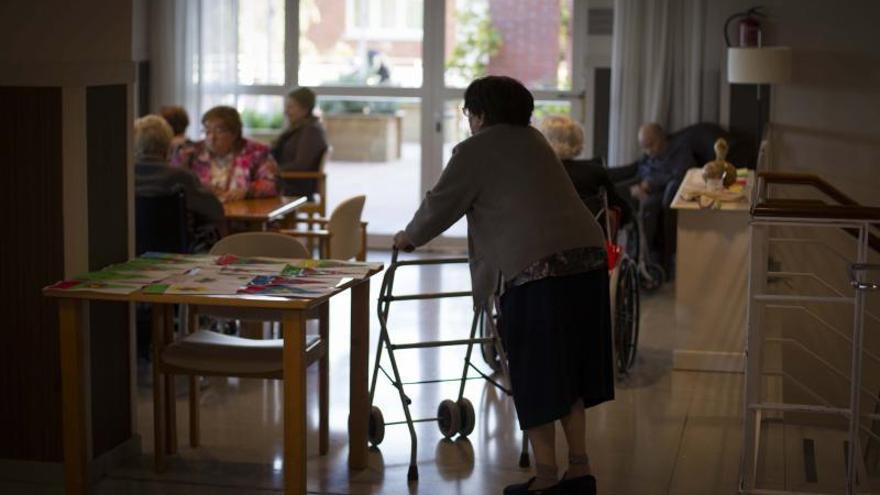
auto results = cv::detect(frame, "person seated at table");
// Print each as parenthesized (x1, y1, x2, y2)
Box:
(160, 105, 193, 156)
(271, 87, 328, 199)
(172, 105, 279, 202)
(135, 115, 225, 252)
(540, 115, 632, 227)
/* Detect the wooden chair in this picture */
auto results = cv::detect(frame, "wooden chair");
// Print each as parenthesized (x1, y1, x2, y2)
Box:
(280, 147, 330, 221)
(279, 195, 367, 261)
(154, 233, 330, 466)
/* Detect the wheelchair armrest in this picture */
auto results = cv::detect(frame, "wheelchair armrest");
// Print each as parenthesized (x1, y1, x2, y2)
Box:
(607, 162, 639, 185)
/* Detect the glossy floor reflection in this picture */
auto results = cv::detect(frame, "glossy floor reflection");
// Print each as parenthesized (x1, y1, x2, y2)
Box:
(8, 250, 749, 494)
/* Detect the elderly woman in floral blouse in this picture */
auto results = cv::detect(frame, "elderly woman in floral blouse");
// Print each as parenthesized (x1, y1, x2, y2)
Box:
(172, 105, 279, 202)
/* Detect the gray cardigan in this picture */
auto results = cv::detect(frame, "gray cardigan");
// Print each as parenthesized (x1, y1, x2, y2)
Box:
(404, 124, 605, 306)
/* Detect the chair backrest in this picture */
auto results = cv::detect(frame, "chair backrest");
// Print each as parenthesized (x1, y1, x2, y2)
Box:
(209, 232, 309, 259)
(136, 190, 188, 255)
(327, 195, 366, 260)
(314, 147, 330, 214)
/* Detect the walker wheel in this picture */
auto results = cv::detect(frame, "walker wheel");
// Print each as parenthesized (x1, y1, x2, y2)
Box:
(368, 406, 385, 446)
(458, 398, 476, 437)
(437, 399, 461, 439)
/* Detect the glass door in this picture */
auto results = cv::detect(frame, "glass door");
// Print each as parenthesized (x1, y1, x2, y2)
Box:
(421, 0, 588, 247)
(193, 0, 591, 248)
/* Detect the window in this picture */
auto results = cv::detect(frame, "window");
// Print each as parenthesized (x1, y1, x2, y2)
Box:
(346, 0, 423, 40)
(196, 0, 285, 136)
(300, 0, 424, 87)
(179, 0, 590, 242)
(445, 0, 574, 90)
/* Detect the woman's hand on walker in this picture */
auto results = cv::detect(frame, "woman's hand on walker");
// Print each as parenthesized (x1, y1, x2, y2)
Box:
(393, 230, 415, 252)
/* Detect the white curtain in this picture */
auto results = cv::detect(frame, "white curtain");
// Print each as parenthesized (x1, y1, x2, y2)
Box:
(608, 0, 709, 166)
(151, 0, 238, 139)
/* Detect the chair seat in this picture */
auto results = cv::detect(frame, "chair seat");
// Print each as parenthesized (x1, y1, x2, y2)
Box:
(162, 330, 320, 376)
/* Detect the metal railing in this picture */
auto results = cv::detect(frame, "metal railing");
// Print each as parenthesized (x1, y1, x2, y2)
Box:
(741, 172, 880, 494)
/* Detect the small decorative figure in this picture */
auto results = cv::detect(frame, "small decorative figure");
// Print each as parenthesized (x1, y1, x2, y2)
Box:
(702, 138, 737, 188)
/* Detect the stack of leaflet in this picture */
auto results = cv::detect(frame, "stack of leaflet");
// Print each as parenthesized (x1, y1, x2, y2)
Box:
(46, 252, 380, 299)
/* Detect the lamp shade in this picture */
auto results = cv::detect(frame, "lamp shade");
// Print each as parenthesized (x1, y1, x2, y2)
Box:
(727, 46, 792, 84)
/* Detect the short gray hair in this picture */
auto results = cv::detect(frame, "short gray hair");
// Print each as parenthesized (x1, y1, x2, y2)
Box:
(134, 115, 174, 160)
(539, 115, 584, 160)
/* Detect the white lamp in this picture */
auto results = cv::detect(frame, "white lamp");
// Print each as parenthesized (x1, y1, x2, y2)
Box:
(727, 46, 792, 158)
(727, 46, 792, 84)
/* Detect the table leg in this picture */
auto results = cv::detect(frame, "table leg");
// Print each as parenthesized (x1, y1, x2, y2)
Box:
(349, 280, 370, 469)
(59, 298, 88, 495)
(240, 320, 264, 339)
(187, 305, 201, 448)
(152, 304, 167, 472)
(163, 305, 177, 455)
(282, 310, 307, 495)
(319, 302, 330, 455)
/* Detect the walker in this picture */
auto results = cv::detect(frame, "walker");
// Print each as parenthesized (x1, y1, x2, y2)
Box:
(367, 250, 530, 481)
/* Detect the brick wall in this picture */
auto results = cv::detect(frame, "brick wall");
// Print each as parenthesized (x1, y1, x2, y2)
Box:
(487, 0, 561, 87)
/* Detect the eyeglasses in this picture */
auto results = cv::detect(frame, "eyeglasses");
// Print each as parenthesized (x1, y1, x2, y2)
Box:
(203, 125, 231, 136)
(461, 106, 472, 118)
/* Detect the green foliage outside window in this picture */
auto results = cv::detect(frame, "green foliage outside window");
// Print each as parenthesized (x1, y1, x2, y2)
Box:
(446, 1, 503, 85)
(241, 109, 285, 130)
(532, 102, 571, 123)
(557, 0, 571, 89)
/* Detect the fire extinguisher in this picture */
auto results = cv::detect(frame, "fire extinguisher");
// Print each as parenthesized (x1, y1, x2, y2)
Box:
(724, 6, 766, 47)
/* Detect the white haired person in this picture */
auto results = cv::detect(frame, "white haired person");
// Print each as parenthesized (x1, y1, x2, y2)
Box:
(135, 114, 224, 252)
(539, 115, 632, 226)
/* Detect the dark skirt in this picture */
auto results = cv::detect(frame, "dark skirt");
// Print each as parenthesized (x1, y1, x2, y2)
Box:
(500, 268, 614, 429)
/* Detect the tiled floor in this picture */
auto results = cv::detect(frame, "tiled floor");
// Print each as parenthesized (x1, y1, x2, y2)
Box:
(4, 250, 752, 494)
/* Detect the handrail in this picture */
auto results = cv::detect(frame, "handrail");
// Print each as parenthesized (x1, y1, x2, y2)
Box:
(757, 171, 860, 206)
(752, 171, 880, 253)
(752, 203, 880, 221)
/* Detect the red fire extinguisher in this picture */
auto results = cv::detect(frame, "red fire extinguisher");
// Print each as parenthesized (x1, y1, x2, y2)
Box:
(724, 7, 766, 47)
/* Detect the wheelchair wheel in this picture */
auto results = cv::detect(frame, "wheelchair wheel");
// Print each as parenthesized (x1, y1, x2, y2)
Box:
(615, 258, 641, 373)
(479, 306, 503, 373)
(640, 262, 666, 293)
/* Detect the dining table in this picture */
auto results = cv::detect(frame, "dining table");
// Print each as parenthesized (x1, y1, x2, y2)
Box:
(223, 195, 307, 231)
(43, 257, 381, 495)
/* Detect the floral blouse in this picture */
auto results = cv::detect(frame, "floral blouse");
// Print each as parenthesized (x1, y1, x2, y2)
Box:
(171, 139, 279, 198)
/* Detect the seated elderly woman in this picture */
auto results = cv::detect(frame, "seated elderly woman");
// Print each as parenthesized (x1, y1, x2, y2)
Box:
(172, 105, 279, 202)
(271, 87, 328, 199)
(135, 114, 224, 251)
(540, 115, 632, 227)
(160, 105, 193, 156)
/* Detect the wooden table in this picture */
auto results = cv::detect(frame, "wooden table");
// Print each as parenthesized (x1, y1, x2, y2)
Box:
(43, 265, 380, 495)
(670, 168, 754, 372)
(223, 196, 306, 230)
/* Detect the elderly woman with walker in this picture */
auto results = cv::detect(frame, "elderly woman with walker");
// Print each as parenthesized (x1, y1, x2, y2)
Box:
(394, 76, 614, 495)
